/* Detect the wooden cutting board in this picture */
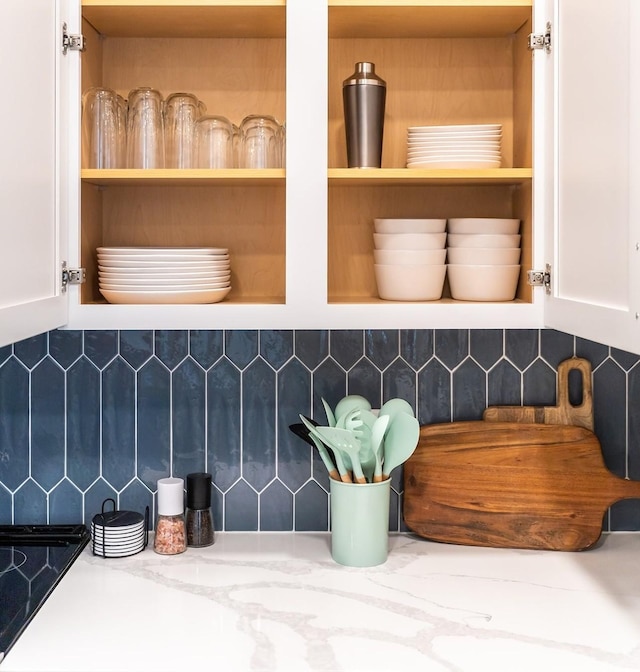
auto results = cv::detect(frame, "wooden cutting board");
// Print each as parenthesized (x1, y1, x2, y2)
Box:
(403, 421, 640, 551)
(483, 357, 594, 431)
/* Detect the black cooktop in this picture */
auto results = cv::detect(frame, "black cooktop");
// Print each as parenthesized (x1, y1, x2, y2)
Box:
(0, 525, 90, 661)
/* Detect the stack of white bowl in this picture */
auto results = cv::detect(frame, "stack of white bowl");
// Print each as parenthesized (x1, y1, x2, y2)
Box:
(406, 124, 502, 169)
(446, 218, 521, 301)
(97, 247, 231, 304)
(373, 219, 447, 300)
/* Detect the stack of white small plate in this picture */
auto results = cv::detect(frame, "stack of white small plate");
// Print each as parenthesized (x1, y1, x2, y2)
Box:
(97, 247, 231, 304)
(446, 218, 521, 301)
(91, 509, 147, 558)
(406, 124, 502, 169)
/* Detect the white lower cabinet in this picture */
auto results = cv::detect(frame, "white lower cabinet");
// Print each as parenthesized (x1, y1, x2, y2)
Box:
(0, 0, 638, 354)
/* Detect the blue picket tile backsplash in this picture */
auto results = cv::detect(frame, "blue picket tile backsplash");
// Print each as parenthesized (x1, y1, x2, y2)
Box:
(1, 329, 639, 533)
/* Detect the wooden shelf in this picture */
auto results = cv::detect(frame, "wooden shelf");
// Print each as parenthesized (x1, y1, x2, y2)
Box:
(81, 169, 286, 187)
(329, 1, 532, 38)
(328, 168, 532, 185)
(82, 0, 286, 38)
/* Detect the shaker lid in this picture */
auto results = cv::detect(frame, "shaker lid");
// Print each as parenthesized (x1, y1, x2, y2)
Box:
(157, 477, 184, 516)
(343, 62, 386, 87)
(186, 472, 212, 510)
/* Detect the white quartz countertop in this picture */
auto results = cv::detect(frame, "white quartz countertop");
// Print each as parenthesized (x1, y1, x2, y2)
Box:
(4, 532, 640, 672)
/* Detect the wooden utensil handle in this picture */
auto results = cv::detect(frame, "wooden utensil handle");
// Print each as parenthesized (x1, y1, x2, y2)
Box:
(548, 358, 593, 431)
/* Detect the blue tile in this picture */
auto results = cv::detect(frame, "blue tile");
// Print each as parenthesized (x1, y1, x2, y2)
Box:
(67, 357, 101, 491)
(31, 358, 65, 491)
(260, 330, 293, 370)
(225, 479, 258, 531)
(330, 330, 363, 370)
(189, 330, 223, 369)
(434, 330, 468, 370)
(277, 359, 312, 492)
(522, 359, 555, 406)
(365, 330, 399, 370)
(260, 479, 293, 531)
(347, 358, 382, 408)
(505, 329, 539, 371)
(137, 358, 171, 488)
(84, 479, 118, 525)
(487, 359, 522, 406)
(49, 479, 83, 524)
(84, 330, 118, 369)
(417, 359, 451, 425)
(609, 500, 640, 531)
(242, 358, 276, 491)
(225, 330, 258, 369)
(14, 333, 47, 369)
(119, 478, 153, 522)
(207, 358, 241, 491)
(576, 337, 609, 368)
(540, 330, 574, 368)
(382, 359, 416, 413)
(611, 347, 640, 372)
(295, 480, 328, 531)
(452, 358, 486, 421)
(629, 365, 640, 480)
(172, 357, 206, 478)
(102, 357, 136, 491)
(120, 330, 153, 369)
(212, 486, 223, 532)
(13, 479, 46, 525)
(155, 330, 189, 369)
(400, 330, 433, 371)
(470, 330, 503, 371)
(593, 359, 626, 477)
(312, 359, 347, 423)
(49, 330, 83, 369)
(0, 344, 10, 365)
(295, 330, 329, 370)
(0, 485, 10, 523)
(0, 357, 30, 490)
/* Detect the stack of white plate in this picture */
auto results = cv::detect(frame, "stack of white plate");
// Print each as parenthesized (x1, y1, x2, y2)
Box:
(372, 219, 447, 301)
(446, 218, 521, 301)
(406, 124, 502, 169)
(91, 509, 147, 558)
(97, 247, 231, 304)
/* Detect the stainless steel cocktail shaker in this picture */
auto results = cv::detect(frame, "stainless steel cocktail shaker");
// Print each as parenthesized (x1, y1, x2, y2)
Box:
(342, 62, 386, 168)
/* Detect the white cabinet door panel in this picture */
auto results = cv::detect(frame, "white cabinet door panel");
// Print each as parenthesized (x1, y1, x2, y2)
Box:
(0, 0, 69, 348)
(544, 0, 640, 354)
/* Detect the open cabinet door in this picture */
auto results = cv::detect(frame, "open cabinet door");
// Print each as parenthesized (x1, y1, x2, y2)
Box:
(0, 0, 77, 348)
(543, 0, 640, 355)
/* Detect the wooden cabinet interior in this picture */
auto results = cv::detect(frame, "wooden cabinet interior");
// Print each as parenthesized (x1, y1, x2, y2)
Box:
(79, 3, 286, 305)
(327, 1, 534, 304)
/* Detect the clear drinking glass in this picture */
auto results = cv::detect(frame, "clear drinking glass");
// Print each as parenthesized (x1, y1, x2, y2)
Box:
(126, 87, 165, 169)
(82, 87, 121, 169)
(239, 115, 281, 168)
(164, 92, 203, 169)
(195, 115, 234, 168)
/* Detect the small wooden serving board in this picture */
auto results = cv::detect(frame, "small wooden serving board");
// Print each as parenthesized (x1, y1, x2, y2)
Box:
(403, 421, 640, 551)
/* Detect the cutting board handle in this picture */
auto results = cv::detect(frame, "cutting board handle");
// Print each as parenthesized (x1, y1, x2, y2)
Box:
(549, 358, 593, 431)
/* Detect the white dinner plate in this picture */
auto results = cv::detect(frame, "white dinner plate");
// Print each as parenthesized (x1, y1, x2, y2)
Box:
(98, 270, 230, 280)
(407, 124, 502, 133)
(407, 150, 501, 158)
(97, 247, 228, 255)
(98, 260, 229, 269)
(100, 282, 231, 291)
(97, 253, 227, 262)
(100, 287, 231, 304)
(98, 274, 231, 285)
(408, 131, 502, 140)
(407, 159, 501, 169)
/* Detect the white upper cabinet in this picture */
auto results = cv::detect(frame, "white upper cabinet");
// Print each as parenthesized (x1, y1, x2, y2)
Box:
(0, 0, 638, 355)
(543, 0, 640, 354)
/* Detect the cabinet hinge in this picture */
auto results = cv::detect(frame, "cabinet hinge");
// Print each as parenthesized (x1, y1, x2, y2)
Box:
(62, 22, 85, 55)
(528, 22, 552, 53)
(527, 264, 551, 294)
(61, 262, 86, 293)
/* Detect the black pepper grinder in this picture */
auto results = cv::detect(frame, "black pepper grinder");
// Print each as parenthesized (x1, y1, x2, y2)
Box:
(186, 472, 215, 547)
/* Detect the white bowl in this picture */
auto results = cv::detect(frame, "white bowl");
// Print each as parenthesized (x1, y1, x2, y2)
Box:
(446, 247, 521, 265)
(447, 218, 520, 234)
(374, 264, 446, 301)
(447, 264, 521, 301)
(446, 233, 521, 248)
(374, 218, 446, 234)
(373, 232, 447, 250)
(374, 248, 447, 265)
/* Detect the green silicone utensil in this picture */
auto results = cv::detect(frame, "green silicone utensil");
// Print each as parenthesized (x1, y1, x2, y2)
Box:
(299, 415, 352, 483)
(316, 426, 367, 484)
(381, 413, 420, 481)
(321, 398, 337, 427)
(289, 421, 340, 481)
